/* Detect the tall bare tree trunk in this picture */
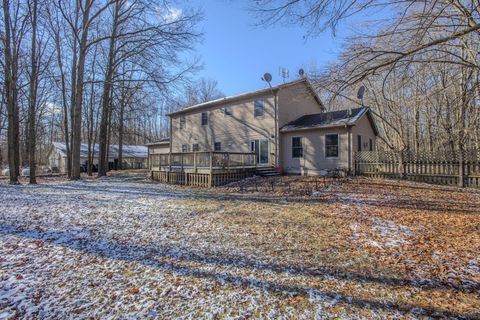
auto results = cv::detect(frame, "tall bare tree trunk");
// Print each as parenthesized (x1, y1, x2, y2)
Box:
(27, 0, 39, 184)
(71, 0, 92, 180)
(98, 0, 120, 177)
(86, 44, 98, 176)
(2, 0, 21, 184)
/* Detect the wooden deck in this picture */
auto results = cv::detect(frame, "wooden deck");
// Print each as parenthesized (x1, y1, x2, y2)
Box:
(149, 151, 258, 187)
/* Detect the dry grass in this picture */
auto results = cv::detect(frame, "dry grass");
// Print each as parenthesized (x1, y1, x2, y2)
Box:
(181, 177, 480, 318)
(1, 175, 479, 319)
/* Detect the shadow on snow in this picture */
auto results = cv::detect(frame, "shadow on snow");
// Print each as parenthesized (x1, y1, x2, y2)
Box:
(0, 223, 478, 319)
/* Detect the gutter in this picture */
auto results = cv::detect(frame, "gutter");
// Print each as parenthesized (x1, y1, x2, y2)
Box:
(280, 123, 355, 133)
(167, 79, 308, 117)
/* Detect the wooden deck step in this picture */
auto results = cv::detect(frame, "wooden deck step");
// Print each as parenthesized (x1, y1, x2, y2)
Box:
(256, 167, 281, 177)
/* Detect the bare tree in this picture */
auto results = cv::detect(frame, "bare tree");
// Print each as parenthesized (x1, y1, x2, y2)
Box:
(0, 0, 202, 176)
(97, 0, 202, 176)
(171, 77, 225, 111)
(1, 0, 28, 183)
(26, 0, 41, 184)
(253, 1, 480, 84)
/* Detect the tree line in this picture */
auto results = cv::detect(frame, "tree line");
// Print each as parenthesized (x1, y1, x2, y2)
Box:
(0, 0, 206, 183)
(2, 0, 478, 186)
(254, 0, 480, 157)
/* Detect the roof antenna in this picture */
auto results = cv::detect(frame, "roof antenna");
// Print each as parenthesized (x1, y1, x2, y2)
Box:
(278, 67, 289, 83)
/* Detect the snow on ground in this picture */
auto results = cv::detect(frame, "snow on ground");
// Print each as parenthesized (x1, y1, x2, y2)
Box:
(0, 177, 344, 319)
(0, 174, 479, 319)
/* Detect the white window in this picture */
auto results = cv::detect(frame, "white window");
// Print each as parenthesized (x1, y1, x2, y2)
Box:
(201, 112, 208, 125)
(180, 116, 186, 129)
(325, 134, 339, 158)
(254, 100, 264, 117)
(292, 137, 303, 158)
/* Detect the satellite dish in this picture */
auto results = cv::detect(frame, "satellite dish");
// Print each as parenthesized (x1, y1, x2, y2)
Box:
(357, 85, 365, 100)
(263, 72, 272, 83)
(298, 68, 305, 78)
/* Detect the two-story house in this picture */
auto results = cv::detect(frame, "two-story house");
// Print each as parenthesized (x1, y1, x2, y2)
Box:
(149, 78, 377, 181)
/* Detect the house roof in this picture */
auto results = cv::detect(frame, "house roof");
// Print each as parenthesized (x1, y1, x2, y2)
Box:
(146, 138, 170, 146)
(52, 142, 148, 159)
(167, 78, 324, 116)
(280, 107, 378, 135)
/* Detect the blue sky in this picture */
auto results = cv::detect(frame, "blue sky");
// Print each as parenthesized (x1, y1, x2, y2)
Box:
(185, 1, 365, 96)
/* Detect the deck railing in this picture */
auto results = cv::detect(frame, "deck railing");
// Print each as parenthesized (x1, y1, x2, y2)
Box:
(150, 151, 256, 171)
(149, 151, 258, 187)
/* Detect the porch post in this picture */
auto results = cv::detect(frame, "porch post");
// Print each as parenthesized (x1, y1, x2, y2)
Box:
(209, 151, 213, 187)
(168, 153, 172, 183)
(194, 152, 197, 173)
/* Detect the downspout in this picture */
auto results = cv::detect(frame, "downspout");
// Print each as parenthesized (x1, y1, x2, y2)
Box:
(169, 116, 173, 153)
(264, 84, 278, 168)
(340, 114, 353, 175)
(169, 116, 173, 172)
(347, 126, 352, 175)
(274, 90, 278, 168)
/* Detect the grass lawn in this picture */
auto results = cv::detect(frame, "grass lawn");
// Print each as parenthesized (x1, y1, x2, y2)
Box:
(0, 173, 479, 319)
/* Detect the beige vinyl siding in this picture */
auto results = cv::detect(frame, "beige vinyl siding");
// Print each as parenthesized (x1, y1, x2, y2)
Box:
(149, 144, 169, 154)
(277, 82, 323, 128)
(281, 128, 350, 175)
(169, 81, 326, 168)
(276, 82, 324, 166)
(171, 95, 276, 164)
(351, 113, 376, 152)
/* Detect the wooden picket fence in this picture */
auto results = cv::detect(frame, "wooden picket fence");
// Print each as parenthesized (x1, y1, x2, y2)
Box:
(355, 150, 480, 188)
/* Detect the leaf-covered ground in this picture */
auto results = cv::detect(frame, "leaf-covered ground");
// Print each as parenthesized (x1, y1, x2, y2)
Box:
(0, 173, 479, 319)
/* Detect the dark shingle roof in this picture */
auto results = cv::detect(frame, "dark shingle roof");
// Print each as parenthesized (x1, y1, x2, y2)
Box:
(281, 107, 369, 132)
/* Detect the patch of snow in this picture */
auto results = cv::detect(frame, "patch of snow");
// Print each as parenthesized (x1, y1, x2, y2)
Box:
(0, 176, 365, 318)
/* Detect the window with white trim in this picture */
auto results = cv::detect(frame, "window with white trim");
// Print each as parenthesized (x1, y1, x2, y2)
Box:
(254, 100, 264, 117)
(292, 137, 303, 158)
(179, 116, 186, 129)
(325, 134, 339, 158)
(201, 112, 208, 125)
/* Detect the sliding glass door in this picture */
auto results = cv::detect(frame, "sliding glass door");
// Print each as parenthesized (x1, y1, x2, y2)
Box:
(250, 139, 269, 164)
